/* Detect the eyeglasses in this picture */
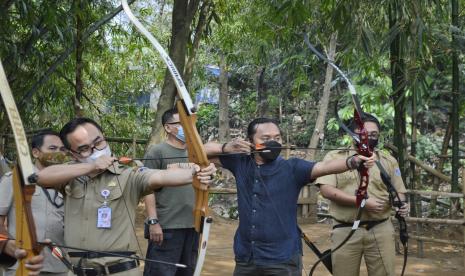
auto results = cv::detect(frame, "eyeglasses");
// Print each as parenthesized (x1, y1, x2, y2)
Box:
(71, 139, 108, 158)
(355, 131, 380, 139)
(165, 121, 181, 125)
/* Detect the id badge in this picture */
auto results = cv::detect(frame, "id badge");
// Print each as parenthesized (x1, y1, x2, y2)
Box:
(97, 205, 112, 229)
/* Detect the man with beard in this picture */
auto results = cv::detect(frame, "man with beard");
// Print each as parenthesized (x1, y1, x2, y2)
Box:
(204, 117, 375, 276)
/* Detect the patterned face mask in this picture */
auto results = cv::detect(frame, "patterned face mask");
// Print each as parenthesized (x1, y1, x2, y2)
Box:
(37, 152, 71, 167)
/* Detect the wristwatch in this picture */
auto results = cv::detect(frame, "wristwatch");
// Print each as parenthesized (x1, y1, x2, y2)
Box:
(28, 173, 38, 183)
(146, 218, 159, 225)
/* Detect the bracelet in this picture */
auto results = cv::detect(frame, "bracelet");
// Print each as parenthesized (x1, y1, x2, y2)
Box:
(345, 155, 353, 170)
(221, 142, 228, 154)
(346, 154, 358, 170)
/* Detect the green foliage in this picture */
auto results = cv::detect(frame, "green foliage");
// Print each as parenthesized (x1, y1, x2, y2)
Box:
(1, 0, 464, 195)
(197, 104, 219, 140)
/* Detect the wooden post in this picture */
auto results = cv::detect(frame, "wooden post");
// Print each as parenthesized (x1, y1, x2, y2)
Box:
(415, 167, 424, 258)
(462, 168, 465, 267)
(132, 135, 137, 158)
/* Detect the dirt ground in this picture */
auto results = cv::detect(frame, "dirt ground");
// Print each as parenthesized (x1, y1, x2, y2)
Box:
(135, 206, 464, 275)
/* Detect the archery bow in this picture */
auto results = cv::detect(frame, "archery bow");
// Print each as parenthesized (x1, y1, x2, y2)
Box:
(0, 61, 42, 275)
(121, 1, 212, 275)
(303, 33, 408, 276)
(303, 33, 372, 276)
(376, 161, 408, 276)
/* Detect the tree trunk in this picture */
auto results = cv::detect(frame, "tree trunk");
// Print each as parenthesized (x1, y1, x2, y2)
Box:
(450, 0, 460, 216)
(148, 0, 200, 146)
(410, 84, 418, 217)
(218, 53, 229, 142)
(306, 32, 337, 160)
(184, 0, 211, 86)
(430, 117, 453, 216)
(389, 1, 408, 185)
(256, 66, 267, 117)
(74, 0, 85, 118)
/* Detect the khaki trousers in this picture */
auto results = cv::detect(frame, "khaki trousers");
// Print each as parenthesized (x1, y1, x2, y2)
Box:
(331, 219, 396, 276)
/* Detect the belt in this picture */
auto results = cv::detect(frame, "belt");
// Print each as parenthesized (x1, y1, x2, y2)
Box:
(73, 259, 139, 276)
(69, 251, 136, 259)
(333, 217, 389, 231)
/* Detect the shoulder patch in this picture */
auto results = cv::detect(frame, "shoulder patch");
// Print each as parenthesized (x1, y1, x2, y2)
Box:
(394, 168, 402, 176)
(134, 166, 148, 172)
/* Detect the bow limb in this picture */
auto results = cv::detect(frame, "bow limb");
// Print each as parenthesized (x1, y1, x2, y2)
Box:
(303, 33, 373, 276)
(376, 161, 408, 276)
(0, 61, 42, 275)
(176, 101, 212, 276)
(121, 2, 212, 275)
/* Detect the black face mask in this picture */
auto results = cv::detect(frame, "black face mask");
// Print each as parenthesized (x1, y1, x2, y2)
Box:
(355, 139, 379, 151)
(257, 140, 282, 162)
(368, 139, 378, 150)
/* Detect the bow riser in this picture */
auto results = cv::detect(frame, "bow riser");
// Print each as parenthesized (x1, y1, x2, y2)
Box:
(354, 110, 372, 207)
(13, 167, 42, 276)
(176, 100, 210, 232)
(0, 61, 40, 276)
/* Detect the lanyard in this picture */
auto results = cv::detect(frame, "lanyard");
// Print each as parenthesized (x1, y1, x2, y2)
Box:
(41, 187, 64, 209)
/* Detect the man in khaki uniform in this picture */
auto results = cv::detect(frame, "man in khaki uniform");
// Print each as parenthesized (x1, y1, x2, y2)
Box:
(0, 130, 68, 276)
(35, 118, 216, 276)
(316, 113, 409, 276)
(0, 152, 10, 179)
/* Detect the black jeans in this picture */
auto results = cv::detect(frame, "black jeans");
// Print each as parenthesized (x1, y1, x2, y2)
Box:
(143, 228, 198, 276)
(233, 254, 302, 276)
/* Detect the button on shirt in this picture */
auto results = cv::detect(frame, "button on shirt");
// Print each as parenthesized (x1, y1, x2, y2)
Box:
(220, 155, 315, 264)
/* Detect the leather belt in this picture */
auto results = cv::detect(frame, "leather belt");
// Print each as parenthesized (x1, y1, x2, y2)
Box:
(333, 217, 389, 231)
(69, 251, 136, 259)
(73, 259, 139, 276)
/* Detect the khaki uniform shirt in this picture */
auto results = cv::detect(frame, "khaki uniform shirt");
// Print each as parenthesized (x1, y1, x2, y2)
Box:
(0, 156, 10, 179)
(316, 149, 407, 222)
(60, 162, 155, 262)
(0, 170, 67, 273)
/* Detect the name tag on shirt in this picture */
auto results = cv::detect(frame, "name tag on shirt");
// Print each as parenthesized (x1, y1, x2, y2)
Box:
(97, 206, 112, 229)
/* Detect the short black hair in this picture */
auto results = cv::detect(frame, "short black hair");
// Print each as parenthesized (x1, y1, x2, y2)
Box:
(161, 107, 179, 126)
(60, 117, 103, 149)
(347, 112, 381, 132)
(247, 118, 280, 141)
(31, 130, 60, 150)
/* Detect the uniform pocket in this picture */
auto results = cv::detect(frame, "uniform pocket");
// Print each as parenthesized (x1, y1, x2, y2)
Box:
(65, 181, 85, 199)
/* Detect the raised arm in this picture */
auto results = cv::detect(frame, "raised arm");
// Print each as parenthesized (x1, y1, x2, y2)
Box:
(310, 154, 375, 180)
(147, 163, 216, 190)
(204, 139, 252, 165)
(35, 156, 116, 188)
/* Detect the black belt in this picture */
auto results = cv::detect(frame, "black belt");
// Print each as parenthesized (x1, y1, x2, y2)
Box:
(333, 217, 389, 231)
(73, 259, 139, 276)
(69, 251, 136, 259)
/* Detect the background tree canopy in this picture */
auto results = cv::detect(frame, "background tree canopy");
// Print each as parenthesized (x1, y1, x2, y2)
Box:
(1, 0, 464, 206)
